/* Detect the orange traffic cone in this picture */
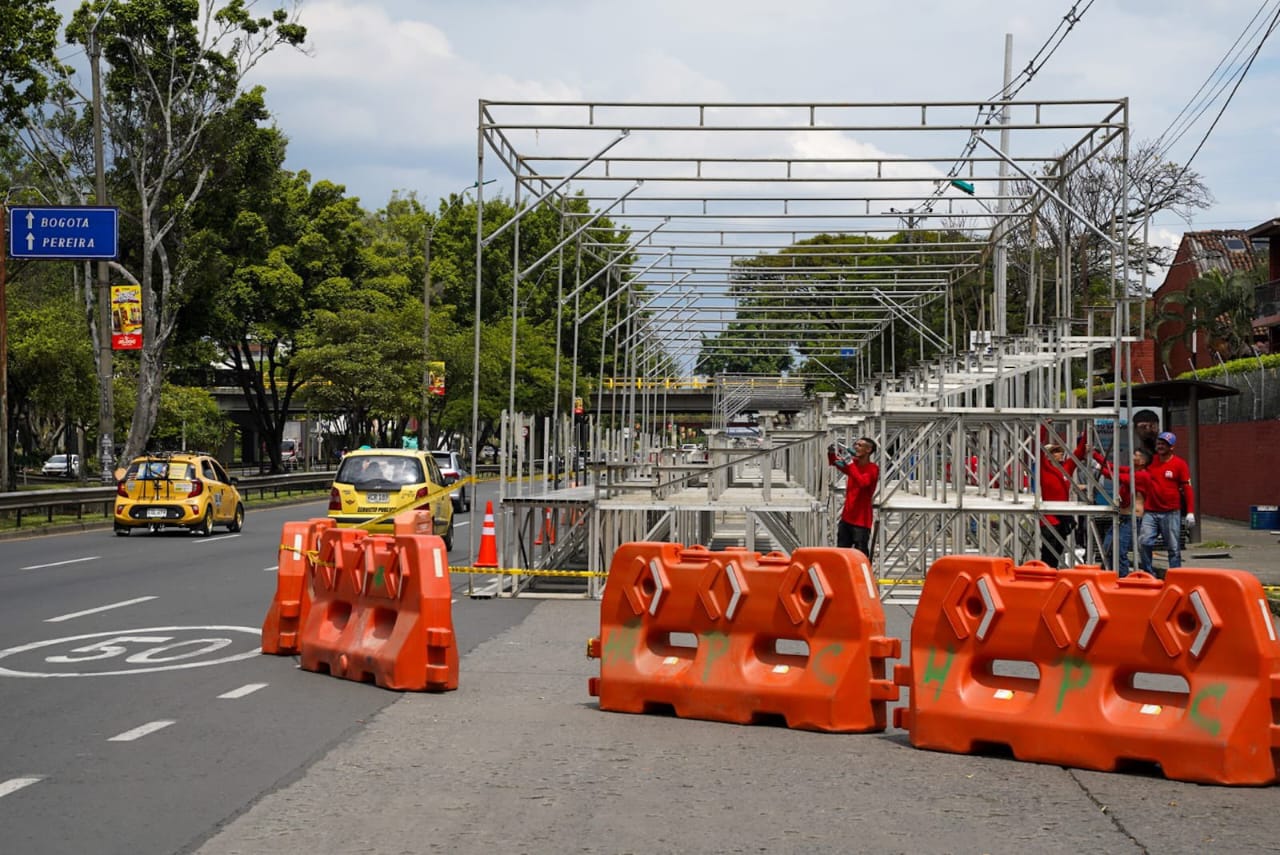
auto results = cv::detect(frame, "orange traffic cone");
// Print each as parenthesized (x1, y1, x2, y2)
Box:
(545, 507, 556, 545)
(475, 501, 499, 568)
(534, 506, 545, 545)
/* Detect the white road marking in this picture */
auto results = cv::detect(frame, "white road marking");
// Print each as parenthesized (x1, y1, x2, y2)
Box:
(0, 777, 44, 798)
(45, 596, 157, 623)
(192, 534, 241, 544)
(218, 683, 267, 699)
(262, 566, 278, 572)
(109, 720, 175, 742)
(453, 520, 470, 528)
(469, 580, 501, 598)
(0, 626, 261, 678)
(20, 556, 99, 571)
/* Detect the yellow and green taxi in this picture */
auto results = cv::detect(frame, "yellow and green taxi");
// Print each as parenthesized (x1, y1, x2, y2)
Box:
(327, 448, 454, 548)
(114, 452, 245, 536)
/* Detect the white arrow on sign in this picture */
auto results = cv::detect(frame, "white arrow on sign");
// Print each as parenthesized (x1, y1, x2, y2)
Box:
(25, 211, 34, 228)
(25, 234, 34, 251)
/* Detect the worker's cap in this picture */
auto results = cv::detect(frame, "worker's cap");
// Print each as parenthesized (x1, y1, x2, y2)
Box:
(1157, 431, 1176, 447)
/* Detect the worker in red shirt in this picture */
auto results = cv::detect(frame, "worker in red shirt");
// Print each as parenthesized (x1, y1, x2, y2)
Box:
(828, 437, 879, 559)
(1139, 431, 1195, 577)
(1037, 439, 1081, 567)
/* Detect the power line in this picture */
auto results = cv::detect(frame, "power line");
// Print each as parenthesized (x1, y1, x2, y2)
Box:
(916, 0, 1096, 218)
(1162, 4, 1280, 184)
(1155, 0, 1280, 157)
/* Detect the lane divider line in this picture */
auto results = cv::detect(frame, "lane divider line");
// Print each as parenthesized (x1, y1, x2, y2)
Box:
(217, 683, 268, 699)
(108, 720, 176, 742)
(192, 534, 241, 544)
(20, 556, 99, 571)
(45, 596, 157, 623)
(0, 777, 44, 799)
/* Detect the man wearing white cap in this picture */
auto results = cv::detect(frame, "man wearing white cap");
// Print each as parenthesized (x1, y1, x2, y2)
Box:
(1139, 431, 1195, 577)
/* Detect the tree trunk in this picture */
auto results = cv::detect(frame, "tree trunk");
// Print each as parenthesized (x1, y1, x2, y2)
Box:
(124, 343, 165, 461)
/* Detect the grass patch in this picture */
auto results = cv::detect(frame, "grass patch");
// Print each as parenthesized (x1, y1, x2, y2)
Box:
(1196, 540, 1234, 550)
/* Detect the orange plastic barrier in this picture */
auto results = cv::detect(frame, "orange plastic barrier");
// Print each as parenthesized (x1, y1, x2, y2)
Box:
(298, 517, 458, 691)
(262, 517, 335, 655)
(587, 543, 900, 732)
(893, 558, 1280, 785)
(474, 501, 499, 568)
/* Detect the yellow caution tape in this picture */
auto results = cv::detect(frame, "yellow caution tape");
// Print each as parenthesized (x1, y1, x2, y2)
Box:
(451, 566, 607, 578)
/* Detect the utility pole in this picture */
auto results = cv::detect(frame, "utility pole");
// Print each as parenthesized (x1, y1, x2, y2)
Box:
(89, 17, 114, 482)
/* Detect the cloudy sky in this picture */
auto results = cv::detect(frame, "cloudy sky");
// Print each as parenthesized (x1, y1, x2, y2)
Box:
(220, 0, 1280, 249)
(47, 0, 1280, 250)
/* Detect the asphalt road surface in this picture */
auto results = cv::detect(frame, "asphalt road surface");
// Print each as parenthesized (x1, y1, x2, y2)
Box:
(0, 490, 532, 855)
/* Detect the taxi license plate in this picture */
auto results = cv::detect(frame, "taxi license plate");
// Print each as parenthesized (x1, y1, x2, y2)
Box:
(146, 508, 168, 519)
(366, 492, 389, 503)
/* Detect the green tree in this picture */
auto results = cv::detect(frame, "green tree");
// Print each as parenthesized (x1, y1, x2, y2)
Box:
(291, 303, 421, 448)
(61, 0, 306, 464)
(113, 379, 231, 457)
(0, 0, 64, 139)
(7, 281, 96, 463)
(1152, 266, 1264, 366)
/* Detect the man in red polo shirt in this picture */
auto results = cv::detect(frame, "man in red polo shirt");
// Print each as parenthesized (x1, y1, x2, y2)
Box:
(1139, 431, 1194, 577)
(828, 437, 879, 558)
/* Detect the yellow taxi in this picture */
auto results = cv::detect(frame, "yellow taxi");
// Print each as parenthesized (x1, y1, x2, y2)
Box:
(114, 452, 245, 536)
(327, 448, 454, 548)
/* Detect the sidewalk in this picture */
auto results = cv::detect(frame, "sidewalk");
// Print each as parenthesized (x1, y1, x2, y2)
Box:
(1186, 515, 1280, 589)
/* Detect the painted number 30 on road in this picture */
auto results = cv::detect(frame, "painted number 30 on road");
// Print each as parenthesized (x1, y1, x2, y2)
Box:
(0, 626, 262, 677)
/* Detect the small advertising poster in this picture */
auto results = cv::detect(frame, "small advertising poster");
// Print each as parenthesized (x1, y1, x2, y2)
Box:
(111, 284, 143, 350)
(427, 361, 446, 397)
(573, 397, 584, 415)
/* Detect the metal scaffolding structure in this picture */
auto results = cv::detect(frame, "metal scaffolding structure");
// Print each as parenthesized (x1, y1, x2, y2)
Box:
(468, 98, 1135, 595)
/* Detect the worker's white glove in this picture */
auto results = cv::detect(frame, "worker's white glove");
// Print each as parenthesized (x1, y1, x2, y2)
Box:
(1184, 513, 1196, 527)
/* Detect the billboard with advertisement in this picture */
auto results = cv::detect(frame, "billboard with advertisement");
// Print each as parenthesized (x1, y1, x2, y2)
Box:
(427, 361, 445, 397)
(110, 284, 142, 350)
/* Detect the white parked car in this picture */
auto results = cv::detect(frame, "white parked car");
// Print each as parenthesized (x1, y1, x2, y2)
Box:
(431, 450, 471, 512)
(42, 454, 80, 477)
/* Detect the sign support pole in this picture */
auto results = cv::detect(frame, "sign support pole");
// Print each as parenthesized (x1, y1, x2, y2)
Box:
(1, 209, 8, 491)
(90, 25, 114, 483)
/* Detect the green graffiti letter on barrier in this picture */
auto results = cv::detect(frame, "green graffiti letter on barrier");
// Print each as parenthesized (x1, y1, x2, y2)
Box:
(812, 643, 844, 686)
(1189, 683, 1226, 737)
(372, 566, 385, 590)
(601, 619, 642, 668)
(923, 647, 954, 702)
(701, 631, 730, 683)
(1055, 656, 1091, 714)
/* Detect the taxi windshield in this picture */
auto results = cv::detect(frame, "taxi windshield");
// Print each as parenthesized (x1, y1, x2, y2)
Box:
(128, 460, 197, 480)
(337, 455, 422, 487)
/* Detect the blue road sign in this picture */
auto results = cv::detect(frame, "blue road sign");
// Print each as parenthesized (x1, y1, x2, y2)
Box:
(7, 206, 119, 259)
(840, 347, 857, 357)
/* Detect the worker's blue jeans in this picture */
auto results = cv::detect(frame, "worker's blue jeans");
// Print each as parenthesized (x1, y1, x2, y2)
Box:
(1140, 510, 1182, 577)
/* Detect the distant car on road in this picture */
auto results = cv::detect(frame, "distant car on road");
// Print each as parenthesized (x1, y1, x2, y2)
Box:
(280, 439, 300, 471)
(42, 454, 80, 477)
(431, 450, 471, 512)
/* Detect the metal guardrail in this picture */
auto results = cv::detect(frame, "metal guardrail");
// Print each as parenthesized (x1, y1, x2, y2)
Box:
(0, 471, 336, 529)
